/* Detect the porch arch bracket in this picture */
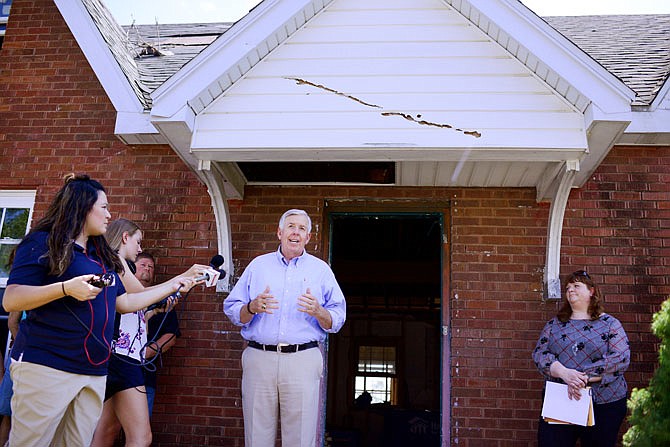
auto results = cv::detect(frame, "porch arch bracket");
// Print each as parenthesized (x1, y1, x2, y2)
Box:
(544, 160, 580, 300)
(199, 165, 233, 293)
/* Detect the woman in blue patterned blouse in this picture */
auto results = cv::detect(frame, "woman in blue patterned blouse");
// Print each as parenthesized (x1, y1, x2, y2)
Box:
(533, 270, 630, 447)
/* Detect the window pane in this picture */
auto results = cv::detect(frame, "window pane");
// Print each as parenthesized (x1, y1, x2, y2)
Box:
(0, 243, 16, 279)
(357, 346, 396, 374)
(354, 376, 394, 404)
(354, 376, 366, 396)
(1, 208, 29, 239)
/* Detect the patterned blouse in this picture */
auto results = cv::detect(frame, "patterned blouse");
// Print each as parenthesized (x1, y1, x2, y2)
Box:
(532, 313, 630, 404)
(112, 310, 147, 361)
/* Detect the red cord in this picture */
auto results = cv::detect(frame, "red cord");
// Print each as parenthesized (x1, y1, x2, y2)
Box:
(82, 239, 111, 366)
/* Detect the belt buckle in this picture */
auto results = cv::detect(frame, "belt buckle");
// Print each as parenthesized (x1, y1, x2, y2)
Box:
(277, 343, 290, 353)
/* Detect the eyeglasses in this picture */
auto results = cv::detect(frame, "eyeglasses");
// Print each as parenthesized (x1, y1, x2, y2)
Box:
(572, 270, 591, 279)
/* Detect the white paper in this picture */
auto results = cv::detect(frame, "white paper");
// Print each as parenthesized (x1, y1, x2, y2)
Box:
(541, 381, 594, 426)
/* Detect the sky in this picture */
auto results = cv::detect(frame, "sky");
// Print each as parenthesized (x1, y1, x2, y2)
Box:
(106, 0, 670, 25)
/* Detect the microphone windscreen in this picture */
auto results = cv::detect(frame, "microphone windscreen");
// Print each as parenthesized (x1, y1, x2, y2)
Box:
(209, 254, 224, 269)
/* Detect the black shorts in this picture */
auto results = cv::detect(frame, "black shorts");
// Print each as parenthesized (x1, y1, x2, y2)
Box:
(105, 354, 145, 401)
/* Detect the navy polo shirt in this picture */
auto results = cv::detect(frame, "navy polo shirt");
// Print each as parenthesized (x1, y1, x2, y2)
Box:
(7, 231, 126, 376)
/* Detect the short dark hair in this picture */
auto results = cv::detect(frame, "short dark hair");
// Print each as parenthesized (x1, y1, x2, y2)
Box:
(136, 252, 155, 264)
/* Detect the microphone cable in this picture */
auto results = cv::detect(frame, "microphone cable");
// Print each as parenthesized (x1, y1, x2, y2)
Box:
(65, 283, 191, 369)
(70, 239, 112, 367)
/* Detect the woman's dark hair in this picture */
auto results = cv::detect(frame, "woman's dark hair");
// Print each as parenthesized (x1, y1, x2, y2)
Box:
(557, 270, 604, 322)
(29, 173, 122, 276)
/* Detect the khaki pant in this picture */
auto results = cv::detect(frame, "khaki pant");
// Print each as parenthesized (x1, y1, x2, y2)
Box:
(9, 361, 106, 447)
(242, 346, 323, 447)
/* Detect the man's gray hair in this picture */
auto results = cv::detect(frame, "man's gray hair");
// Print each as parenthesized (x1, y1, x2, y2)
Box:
(278, 209, 312, 233)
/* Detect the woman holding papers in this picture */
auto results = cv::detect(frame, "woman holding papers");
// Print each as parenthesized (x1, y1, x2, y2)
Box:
(532, 270, 630, 447)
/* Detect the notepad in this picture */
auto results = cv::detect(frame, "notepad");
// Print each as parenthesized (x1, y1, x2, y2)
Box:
(541, 381, 595, 426)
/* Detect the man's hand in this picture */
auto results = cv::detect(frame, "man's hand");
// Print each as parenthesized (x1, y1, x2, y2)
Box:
(298, 288, 321, 316)
(250, 285, 279, 314)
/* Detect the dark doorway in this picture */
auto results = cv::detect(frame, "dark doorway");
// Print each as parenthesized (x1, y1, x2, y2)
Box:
(325, 212, 443, 447)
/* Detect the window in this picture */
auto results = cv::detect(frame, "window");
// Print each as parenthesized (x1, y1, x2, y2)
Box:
(0, 0, 12, 49)
(354, 345, 397, 405)
(0, 190, 35, 287)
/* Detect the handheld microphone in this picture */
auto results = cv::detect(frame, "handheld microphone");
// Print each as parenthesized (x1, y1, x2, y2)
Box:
(195, 254, 226, 285)
(195, 272, 211, 282)
(209, 254, 224, 271)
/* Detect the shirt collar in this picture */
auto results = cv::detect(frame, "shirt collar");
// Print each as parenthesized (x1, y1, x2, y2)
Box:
(73, 238, 98, 257)
(275, 245, 306, 266)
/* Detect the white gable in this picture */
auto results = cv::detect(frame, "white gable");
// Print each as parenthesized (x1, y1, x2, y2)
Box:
(192, 0, 586, 160)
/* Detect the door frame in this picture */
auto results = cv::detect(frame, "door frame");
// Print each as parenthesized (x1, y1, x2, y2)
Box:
(321, 198, 451, 446)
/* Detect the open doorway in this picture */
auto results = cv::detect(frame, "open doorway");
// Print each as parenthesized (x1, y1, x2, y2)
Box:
(324, 209, 444, 447)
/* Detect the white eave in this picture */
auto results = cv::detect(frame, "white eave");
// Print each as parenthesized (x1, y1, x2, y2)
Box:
(151, 0, 333, 119)
(54, 0, 146, 115)
(56, 0, 660, 206)
(458, 0, 635, 112)
(618, 77, 670, 146)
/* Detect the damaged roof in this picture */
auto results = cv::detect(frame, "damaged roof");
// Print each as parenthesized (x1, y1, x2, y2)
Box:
(82, 0, 670, 110)
(545, 14, 670, 106)
(124, 22, 232, 95)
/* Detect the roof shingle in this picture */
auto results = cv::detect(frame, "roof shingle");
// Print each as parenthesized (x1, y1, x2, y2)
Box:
(86, 0, 670, 109)
(545, 14, 670, 106)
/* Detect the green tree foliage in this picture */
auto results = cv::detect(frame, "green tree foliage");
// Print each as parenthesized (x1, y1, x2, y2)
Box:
(623, 298, 670, 446)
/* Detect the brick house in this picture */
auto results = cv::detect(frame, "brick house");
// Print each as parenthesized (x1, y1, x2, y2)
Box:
(0, 0, 668, 445)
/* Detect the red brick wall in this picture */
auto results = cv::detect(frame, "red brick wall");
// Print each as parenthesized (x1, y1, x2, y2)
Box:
(0, 1, 224, 444)
(1, 1, 667, 446)
(225, 168, 667, 446)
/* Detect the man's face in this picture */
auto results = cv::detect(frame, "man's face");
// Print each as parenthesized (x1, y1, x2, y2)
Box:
(135, 257, 155, 286)
(277, 214, 311, 261)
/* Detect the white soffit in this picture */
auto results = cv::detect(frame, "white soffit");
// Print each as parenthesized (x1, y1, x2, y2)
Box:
(621, 77, 670, 143)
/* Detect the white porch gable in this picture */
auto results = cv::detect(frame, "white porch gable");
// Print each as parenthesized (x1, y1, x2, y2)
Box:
(192, 0, 587, 165)
(146, 0, 637, 201)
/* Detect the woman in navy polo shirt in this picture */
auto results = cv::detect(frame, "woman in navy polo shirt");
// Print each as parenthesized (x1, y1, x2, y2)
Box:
(2, 174, 195, 447)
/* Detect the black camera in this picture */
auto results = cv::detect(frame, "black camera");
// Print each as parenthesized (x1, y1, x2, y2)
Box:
(88, 273, 114, 288)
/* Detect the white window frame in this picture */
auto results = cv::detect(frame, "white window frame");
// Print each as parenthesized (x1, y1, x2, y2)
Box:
(0, 190, 36, 288)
